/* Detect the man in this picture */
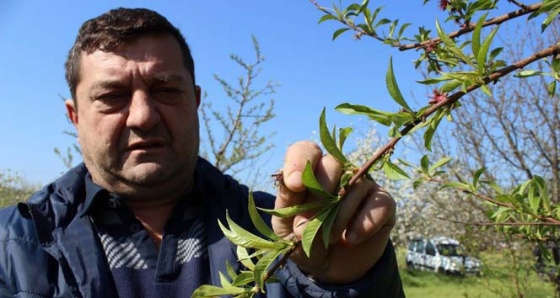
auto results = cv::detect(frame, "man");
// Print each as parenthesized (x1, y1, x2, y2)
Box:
(0, 8, 404, 297)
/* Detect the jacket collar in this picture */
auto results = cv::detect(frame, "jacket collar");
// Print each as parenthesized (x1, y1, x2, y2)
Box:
(24, 158, 246, 296)
(25, 163, 118, 297)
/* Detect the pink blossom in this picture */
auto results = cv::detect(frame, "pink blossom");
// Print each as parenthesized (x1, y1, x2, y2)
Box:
(429, 89, 447, 105)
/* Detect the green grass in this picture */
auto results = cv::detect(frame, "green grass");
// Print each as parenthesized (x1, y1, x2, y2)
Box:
(397, 248, 557, 298)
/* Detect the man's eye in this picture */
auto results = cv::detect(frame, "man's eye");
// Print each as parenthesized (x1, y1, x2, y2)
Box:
(94, 93, 129, 112)
(97, 93, 127, 103)
(154, 88, 181, 94)
(153, 88, 183, 104)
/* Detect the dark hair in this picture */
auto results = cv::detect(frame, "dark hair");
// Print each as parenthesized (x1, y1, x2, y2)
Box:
(65, 8, 195, 102)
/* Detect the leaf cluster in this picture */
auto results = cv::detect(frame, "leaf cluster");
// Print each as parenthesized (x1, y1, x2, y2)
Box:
(195, 1, 560, 295)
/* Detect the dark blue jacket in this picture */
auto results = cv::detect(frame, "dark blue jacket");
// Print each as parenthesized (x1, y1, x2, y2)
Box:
(0, 158, 404, 297)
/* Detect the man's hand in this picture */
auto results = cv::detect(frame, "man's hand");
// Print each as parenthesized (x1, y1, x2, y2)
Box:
(272, 141, 396, 285)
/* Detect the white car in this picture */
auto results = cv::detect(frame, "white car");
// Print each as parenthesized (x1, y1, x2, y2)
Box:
(406, 236, 482, 275)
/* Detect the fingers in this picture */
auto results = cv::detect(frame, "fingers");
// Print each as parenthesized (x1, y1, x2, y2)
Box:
(280, 141, 323, 194)
(334, 180, 396, 245)
(273, 140, 396, 248)
(272, 141, 322, 238)
(292, 154, 343, 237)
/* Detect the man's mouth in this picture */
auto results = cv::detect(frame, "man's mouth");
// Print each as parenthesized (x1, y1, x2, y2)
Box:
(127, 140, 165, 151)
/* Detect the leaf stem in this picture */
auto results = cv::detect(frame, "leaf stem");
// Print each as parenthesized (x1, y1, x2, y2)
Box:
(262, 241, 301, 284)
(339, 41, 560, 197)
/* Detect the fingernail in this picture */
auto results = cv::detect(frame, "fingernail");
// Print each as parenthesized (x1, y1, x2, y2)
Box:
(286, 171, 304, 191)
(346, 231, 358, 244)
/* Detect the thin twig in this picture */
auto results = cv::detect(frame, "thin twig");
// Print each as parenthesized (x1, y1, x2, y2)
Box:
(398, 3, 542, 51)
(260, 3, 559, 290)
(309, 0, 542, 52)
(339, 41, 560, 198)
(436, 217, 560, 226)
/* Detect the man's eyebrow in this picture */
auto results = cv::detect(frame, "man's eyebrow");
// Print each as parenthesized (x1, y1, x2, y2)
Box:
(150, 74, 187, 84)
(89, 80, 128, 91)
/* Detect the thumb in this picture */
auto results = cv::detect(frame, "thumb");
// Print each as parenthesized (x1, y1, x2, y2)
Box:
(272, 141, 322, 238)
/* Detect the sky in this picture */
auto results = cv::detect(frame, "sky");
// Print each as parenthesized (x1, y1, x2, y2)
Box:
(0, 1, 481, 188)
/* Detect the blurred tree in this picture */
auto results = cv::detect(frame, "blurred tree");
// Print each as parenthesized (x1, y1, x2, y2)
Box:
(0, 170, 37, 207)
(200, 36, 277, 189)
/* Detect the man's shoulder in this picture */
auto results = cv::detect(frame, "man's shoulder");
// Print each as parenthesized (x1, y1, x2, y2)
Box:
(0, 164, 89, 240)
(0, 204, 38, 248)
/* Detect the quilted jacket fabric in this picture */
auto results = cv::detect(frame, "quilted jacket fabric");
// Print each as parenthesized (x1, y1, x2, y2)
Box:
(0, 158, 404, 297)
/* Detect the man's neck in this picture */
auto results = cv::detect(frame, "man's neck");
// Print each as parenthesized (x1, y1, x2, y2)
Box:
(126, 197, 178, 249)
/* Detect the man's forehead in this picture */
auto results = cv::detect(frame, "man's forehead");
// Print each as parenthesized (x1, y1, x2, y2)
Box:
(88, 73, 188, 89)
(80, 52, 189, 84)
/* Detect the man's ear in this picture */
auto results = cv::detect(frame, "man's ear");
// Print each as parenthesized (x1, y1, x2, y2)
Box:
(195, 85, 201, 108)
(65, 99, 78, 127)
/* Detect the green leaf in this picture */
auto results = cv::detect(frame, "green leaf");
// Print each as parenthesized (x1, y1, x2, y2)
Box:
(417, 76, 452, 85)
(383, 160, 410, 180)
(248, 192, 280, 241)
(528, 183, 540, 214)
(480, 85, 492, 97)
(358, 0, 370, 13)
(548, 80, 557, 98)
(440, 182, 471, 191)
(435, 19, 474, 67)
(369, 6, 383, 25)
(219, 271, 233, 288)
(335, 103, 393, 126)
(491, 207, 512, 222)
(420, 155, 429, 174)
(386, 57, 412, 111)
(338, 127, 353, 150)
(441, 79, 463, 93)
(413, 178, 425, 189)
(237, 246, 255, 271)
(375, 18, 391, 28)
(388, 20, 399, 37)
(542, 7, 560, 32)
(302, 207, 332, 257)
(258, 201, 326, 218)
(477, 25, 500, 75)
(332, 28, 350, 40)
(232, 271, 255, 287)
(397, 158, 414, 167)
(431, 170, 445, 177)
(388, 125, 401, 138)
(429, 156, 452, 174)
(321, 204, 340, 249)
(192, 285, 247, 298)
(495, 194, 513, 203)
(408, 116, 433, 135)
(398, 23, 411, 39)
(424, 109, 444, 151)
(471, 13, 488, 60)
(472, 168, 485, 188)
(489, 47, 503, 61)
(514, 70, 544, 78)
(345, 3, 361, 12)
(552, 57, 560, 73)
(518, 178, 533, 195)
(302, 161, 339, 200)
(226, 261, 238, 281)
(480, 180, 504, 195)
(219, 212, 279, 250)
(339, 171, 353, 190)
(318, 14, 338, 24)
(253, 248, 287, 293)
(320, 108, 349, 165)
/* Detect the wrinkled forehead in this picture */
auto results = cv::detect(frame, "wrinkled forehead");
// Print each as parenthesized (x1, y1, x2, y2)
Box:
(77, 35, 192, 86)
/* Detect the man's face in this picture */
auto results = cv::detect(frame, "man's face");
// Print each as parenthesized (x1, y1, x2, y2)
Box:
(66, 34, 201, 199)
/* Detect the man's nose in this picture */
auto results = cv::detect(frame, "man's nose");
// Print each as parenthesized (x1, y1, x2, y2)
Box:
(126, 91, 161, 130)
